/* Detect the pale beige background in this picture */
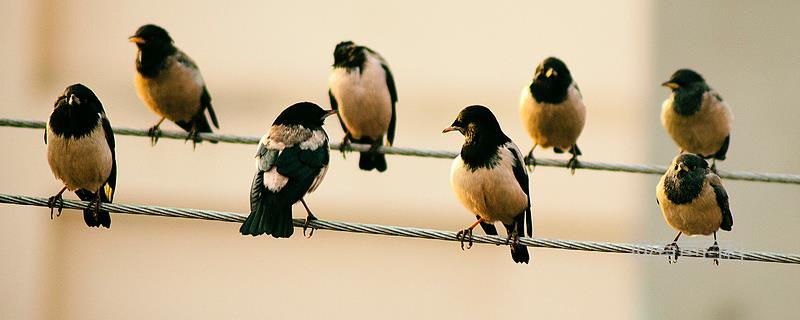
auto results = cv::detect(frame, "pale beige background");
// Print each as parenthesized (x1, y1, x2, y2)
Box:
(0, 1, 797, 319)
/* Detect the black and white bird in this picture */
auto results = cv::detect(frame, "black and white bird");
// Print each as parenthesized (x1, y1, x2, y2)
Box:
(443, 105, 532, 264)
(241, 102, 337, 238)
(519, 57, 586, 174)
(45, 84, 117, 228)
(661, 69, 732, 171)
(129, 24, 219, 147)
(656, 153, 733, 265)
(328, 41, 397, 172)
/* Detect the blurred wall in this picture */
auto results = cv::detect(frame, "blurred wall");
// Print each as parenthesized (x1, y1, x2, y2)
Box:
(3, 1, 795, 319)
(642, 1, 800, 319)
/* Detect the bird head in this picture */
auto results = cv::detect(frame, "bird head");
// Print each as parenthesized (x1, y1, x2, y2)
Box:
(533, 57, 572, 83)
(662, 68, 705, 91)
(273, 102, 336, 129)
(443, 105, 506, 143)
(669, 153, 709, 180)
(333, 41, 367, 69)
(129, 24, 174, 51)
(54, 84, 102, 112)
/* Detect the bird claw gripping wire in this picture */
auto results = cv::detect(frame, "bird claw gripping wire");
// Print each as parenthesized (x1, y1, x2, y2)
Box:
(524, 153, 537, 171)
(456, 228, 474, 250)
(147, 126, 162, 146)
(664, 242, 680, 264)
(339, 135, 352, 160)
(706, 242, 721, 266)
(566, 155, 579, 175)
(47, 194, 64, 219)
(303, 214, 318, 238)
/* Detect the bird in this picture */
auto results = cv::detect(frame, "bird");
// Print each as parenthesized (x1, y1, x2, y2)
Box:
(240, 102, 337, 238)
(129, 24, 219, 147)
(45, 84, 117, 228)
(443, 105, 532, 264)
(519, 57, 586, 174)
(661, 68, 732, 171)
(656, 153, 733, 265)
(328, 41, 397, 172)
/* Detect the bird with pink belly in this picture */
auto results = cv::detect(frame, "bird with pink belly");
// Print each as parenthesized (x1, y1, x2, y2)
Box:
(519, 57, 586, 174)
(328, 41, 398, 172)
(656, 153, 733, 265)
(660, 69, 732, 172)
(444, 105, 532, 264)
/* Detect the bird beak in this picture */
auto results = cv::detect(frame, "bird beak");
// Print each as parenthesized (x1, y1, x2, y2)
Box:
(661, 81, 679, 89)
(678, 162, 689, 173)
(128, 36, 146, 44)
(67, 94, 80, 106)
(442, 126, 459, 134)
(321, 109, 337, 120)
(545, 68, 557, 78)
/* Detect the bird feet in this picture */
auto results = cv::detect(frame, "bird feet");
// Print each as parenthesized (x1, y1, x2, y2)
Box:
(47, 194, 64, 219)
(186, 128, 202, 150)
(505, 228, 520, 247)
(706, 241, 721, 266)
(456, 228, 474, 250)
(339, 136, 352, 159)
(566, 154, 579, 175)
(147, 125, 162, 146)
(86, 195, 102, 219)
(524, 152, 537, 170)
(303, 213, 318, 238)
(664, 242, 680, 264)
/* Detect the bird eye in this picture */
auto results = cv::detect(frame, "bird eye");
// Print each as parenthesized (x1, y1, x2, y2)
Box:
(674, 164, 678, 170)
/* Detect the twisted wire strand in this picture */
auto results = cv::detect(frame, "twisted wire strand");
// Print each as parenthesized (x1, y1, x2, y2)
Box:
(1, 193, 798, 265)
(2, 118, 798, 184)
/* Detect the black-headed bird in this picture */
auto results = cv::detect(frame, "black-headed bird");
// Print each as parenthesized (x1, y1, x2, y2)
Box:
(444, 105, 532, 264)
(129, 24, 219, 147)
(661, 69, 732, 171)
(328, 41, 397, 172)
(45, 84, 117, 228)
(519, 57, 586, 174)
(656, 153, 733, 265)
(241, 102, 336, 238)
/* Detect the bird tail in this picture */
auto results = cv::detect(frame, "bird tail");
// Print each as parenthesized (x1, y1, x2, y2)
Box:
(359, 152, 387, 172)
(506, 215, 530, 264)
(240, 171, 294, 238)
(354, 138, 387, 172)
(75, 189, 111, 228)
(175, 112, 218, 144)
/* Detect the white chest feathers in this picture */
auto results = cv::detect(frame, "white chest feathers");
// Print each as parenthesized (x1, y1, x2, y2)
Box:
(328, 54, 393, 140)
(47, 121, 113, 192)
(449, 146, 528, 225)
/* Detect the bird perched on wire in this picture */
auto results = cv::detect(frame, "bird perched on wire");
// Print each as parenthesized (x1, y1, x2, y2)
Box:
(45, 84, 117, 228)
(129, 24, 219, 147)
(444, 105, 532, 264)
(656, 153, 732, 265)
(328, 41, 397, 172)
(519, 57, 586, 174)
(241, 102, 337, 238)
(661, 69, 732, 171)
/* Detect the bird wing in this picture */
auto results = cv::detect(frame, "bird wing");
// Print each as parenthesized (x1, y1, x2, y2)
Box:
(328, 89, 351, 137)
(255, 141, 280, 172)
(175, 49, 219, 130)
(274, 143, 330, 205)
(382, 64, 398, 146)
(201, 86, 219, 129)
(101, 115, 117, 202)
(707, 173, 733, 231)
(507, 143, 532, 237)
